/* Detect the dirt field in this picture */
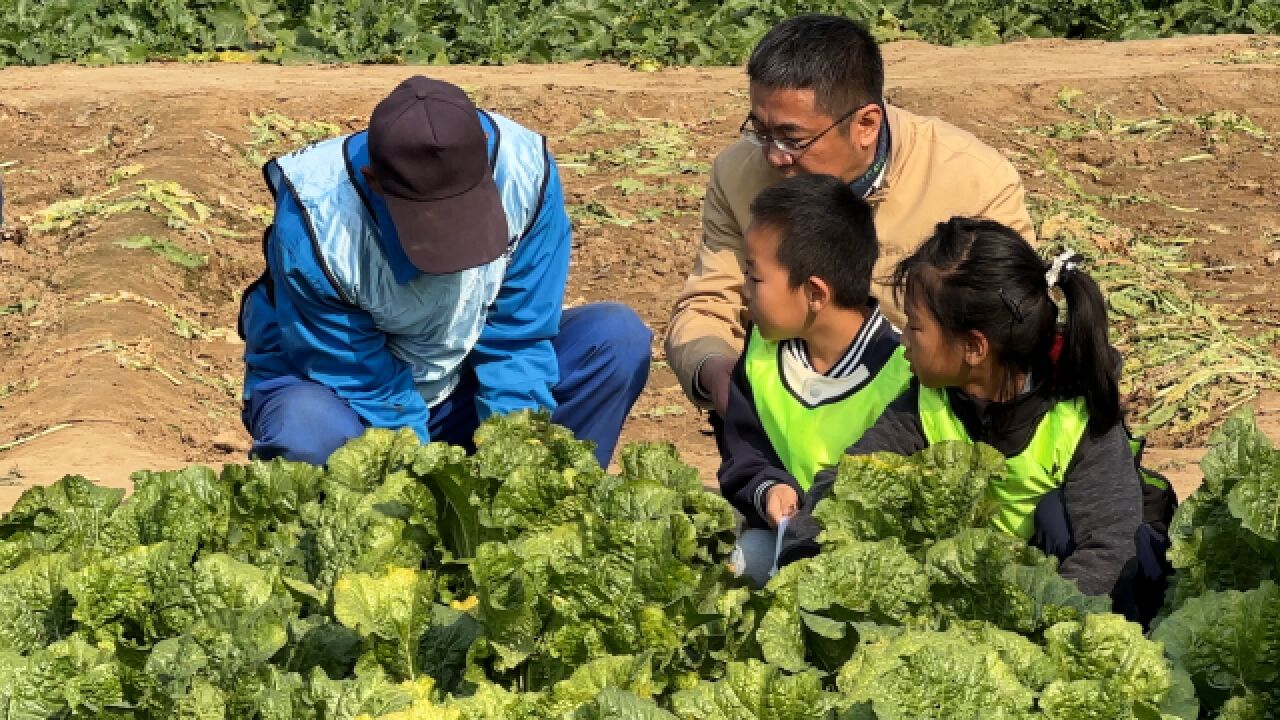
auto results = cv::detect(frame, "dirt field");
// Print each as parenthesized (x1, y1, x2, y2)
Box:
(2, 35, 1279, 509)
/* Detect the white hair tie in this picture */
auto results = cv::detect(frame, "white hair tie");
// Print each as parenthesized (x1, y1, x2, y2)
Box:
(1045, 250, 1081, 289)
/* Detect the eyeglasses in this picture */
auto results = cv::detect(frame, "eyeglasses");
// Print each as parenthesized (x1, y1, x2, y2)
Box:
(739, 103, 868, 157)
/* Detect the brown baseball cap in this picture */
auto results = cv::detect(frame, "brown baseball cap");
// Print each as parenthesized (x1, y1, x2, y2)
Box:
(368, 76, 506, 274)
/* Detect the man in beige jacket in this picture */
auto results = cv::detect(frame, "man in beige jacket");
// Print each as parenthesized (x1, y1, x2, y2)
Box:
(667, 14, 1035, 421)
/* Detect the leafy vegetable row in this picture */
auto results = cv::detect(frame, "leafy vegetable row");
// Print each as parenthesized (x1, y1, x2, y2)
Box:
(2, 0, 1279, 68)
(0, 410, 1277, 717)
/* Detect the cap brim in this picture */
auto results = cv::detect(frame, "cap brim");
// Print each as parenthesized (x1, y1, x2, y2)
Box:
(383, 174, 507, 275)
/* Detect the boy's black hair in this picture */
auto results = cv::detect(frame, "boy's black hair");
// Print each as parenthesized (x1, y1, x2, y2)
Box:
(749, 173, 878, 310)
(747, 14, 885, 119)
(892, 217, 1120, 433)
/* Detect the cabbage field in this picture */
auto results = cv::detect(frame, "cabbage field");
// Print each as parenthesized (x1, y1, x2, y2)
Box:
(1, 3, 1279, 716)
(2, 0, 1280, 67)
(0, 410, 1276, 718)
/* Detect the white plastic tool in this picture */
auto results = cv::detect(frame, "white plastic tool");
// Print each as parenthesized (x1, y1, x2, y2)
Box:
(769, 515, 791, 579)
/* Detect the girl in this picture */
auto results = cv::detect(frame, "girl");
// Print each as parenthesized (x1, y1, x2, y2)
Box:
(792, 217, 1159, 603)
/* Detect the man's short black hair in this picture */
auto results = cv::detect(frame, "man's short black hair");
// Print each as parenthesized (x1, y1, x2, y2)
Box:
(747, 14, 885, 119)
(750, 174, 878, 309)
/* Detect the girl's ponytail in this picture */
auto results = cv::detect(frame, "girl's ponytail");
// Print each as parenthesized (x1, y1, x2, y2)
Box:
(1050, 253, 1120, 432)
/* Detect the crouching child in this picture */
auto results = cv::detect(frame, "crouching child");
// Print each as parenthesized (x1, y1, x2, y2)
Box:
(717, 174, 911, 587)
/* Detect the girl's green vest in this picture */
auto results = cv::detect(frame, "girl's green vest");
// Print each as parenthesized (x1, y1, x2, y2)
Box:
(743, 327, 911, 489)
(917, 386, 1088, 539)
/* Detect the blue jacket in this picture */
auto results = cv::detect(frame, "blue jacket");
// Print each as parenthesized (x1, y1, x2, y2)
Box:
(238, 110, 571, 442)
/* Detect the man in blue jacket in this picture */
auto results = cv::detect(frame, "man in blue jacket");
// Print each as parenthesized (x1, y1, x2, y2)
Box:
(238, 76, 651, 467)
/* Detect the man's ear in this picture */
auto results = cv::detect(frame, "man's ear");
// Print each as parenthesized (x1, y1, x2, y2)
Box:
(849, 103, 883, 151)
(806, 276, 832, 311)
(962, 329, 990, 367)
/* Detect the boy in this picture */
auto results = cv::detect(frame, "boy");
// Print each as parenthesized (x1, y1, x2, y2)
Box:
(718, 173, 911, 586)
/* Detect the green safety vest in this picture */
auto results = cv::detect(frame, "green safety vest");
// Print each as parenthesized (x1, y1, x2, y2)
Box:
(918, 386, 1088, 540)
(744, 327, 912, 490)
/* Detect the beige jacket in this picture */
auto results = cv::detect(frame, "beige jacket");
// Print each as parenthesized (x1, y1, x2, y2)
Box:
(666, 105, 1035, 406)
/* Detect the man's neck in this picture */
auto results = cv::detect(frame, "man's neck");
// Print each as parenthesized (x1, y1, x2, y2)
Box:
(846, 108, 890, 196)
(841, 127, 880, 184)
(803, 305, 869, 375)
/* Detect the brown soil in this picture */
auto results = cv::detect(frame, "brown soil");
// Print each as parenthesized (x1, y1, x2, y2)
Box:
(2, 35, 1279, 508)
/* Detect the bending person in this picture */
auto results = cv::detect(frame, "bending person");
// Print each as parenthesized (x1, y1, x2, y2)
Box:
(238, 76, 651, 467)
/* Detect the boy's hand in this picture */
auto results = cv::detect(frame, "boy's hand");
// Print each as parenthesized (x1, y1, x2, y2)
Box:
(764, 484, 798, 529)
